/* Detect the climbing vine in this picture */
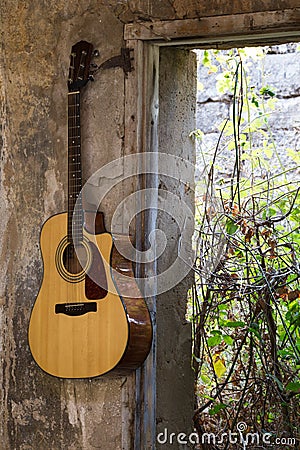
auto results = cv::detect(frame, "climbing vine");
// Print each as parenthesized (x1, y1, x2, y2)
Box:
(190, 47, 300, 449)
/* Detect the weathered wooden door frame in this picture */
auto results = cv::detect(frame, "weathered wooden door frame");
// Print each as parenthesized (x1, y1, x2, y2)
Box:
(123, 10, 300, 449)
(123, 40, 160, 450)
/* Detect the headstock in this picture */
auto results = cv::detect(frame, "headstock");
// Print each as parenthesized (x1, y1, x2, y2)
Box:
(68, 41, 94, 92)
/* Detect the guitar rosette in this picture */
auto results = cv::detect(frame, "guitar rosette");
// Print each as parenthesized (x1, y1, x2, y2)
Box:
(73, 152, 196, 298)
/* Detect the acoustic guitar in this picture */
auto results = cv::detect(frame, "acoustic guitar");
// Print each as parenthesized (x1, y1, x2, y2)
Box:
(28, 41, 152, 378)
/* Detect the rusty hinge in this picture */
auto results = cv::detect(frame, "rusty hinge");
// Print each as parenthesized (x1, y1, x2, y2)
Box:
(90, 48, 134, 79)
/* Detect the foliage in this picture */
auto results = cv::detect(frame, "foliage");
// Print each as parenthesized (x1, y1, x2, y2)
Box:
(191, 47, 300, 449)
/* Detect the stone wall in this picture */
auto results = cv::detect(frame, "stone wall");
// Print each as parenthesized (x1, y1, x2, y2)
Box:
(196, 44, 300, 181)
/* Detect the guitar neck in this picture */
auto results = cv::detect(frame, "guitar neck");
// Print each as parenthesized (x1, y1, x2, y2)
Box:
(67, 91, 83, 244)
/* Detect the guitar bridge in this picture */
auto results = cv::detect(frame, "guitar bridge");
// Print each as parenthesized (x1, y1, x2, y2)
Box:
(55, 302, 97, 316)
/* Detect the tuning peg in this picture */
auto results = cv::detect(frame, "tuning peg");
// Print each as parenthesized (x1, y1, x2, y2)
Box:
(93, 49, 100, 57)
(89, 75, 95, 82)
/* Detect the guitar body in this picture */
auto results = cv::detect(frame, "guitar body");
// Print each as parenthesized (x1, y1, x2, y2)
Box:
(28, 212, 152, 378)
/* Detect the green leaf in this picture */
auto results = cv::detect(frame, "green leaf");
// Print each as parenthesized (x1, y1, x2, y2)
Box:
(260, 86, 276, 97)
(217, 304, 229, 311)
(211, 330, 222, 335)
(287, 147, 300, 164)
(207, 335, 222, 347)
(278, 349, 292, 358)
(202, 50, 210, 66)
(223, 335, 234, 346)
(226, 219, 238, 235)
(251, 95, 259, 108)
(200, 374, 211, 385)
(209, 64, 218, 73)
(263, 146, 273, 159)
(286, 382, 300, 392)
(209, 402, 228, 416)
(267, 207, 277, 217)
(189, 129, 203, 140)
(228, 140, 236, 151)
(222, 320, 245, 328)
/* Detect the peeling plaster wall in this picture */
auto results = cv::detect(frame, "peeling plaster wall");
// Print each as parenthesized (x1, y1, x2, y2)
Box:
(105, 0, 299, 22)
(0, 2, 128, 449)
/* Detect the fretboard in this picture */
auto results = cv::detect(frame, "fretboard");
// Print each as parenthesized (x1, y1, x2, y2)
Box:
(67, 91, 83, 244)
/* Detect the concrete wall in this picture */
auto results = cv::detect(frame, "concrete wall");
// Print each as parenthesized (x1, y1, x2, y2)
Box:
(106, 0, 299, 22)
(0, 1, 298, 448)
(156, 48, 196, 450)
(0, 2, 128, 449)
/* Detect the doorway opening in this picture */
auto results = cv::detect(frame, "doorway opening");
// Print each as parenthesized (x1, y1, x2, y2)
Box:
(190, 43, 300, 447)
(124, 16, 300, 447)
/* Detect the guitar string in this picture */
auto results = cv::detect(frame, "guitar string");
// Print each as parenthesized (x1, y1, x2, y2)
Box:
(69, 91, 77, 283)
(68, 54, 86, 301)
(68, 56, 74, 282)
(70, 91, 83, 289)
(72, 92, 77, 276)
(69, 92, 76, 298)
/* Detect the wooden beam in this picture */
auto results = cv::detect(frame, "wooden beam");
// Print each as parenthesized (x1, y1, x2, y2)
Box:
(124, 9, 300, 43)
(124, 40, 159, 449)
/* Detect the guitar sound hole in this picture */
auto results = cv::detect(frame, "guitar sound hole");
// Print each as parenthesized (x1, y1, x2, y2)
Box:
(62, 243, 88, 275)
